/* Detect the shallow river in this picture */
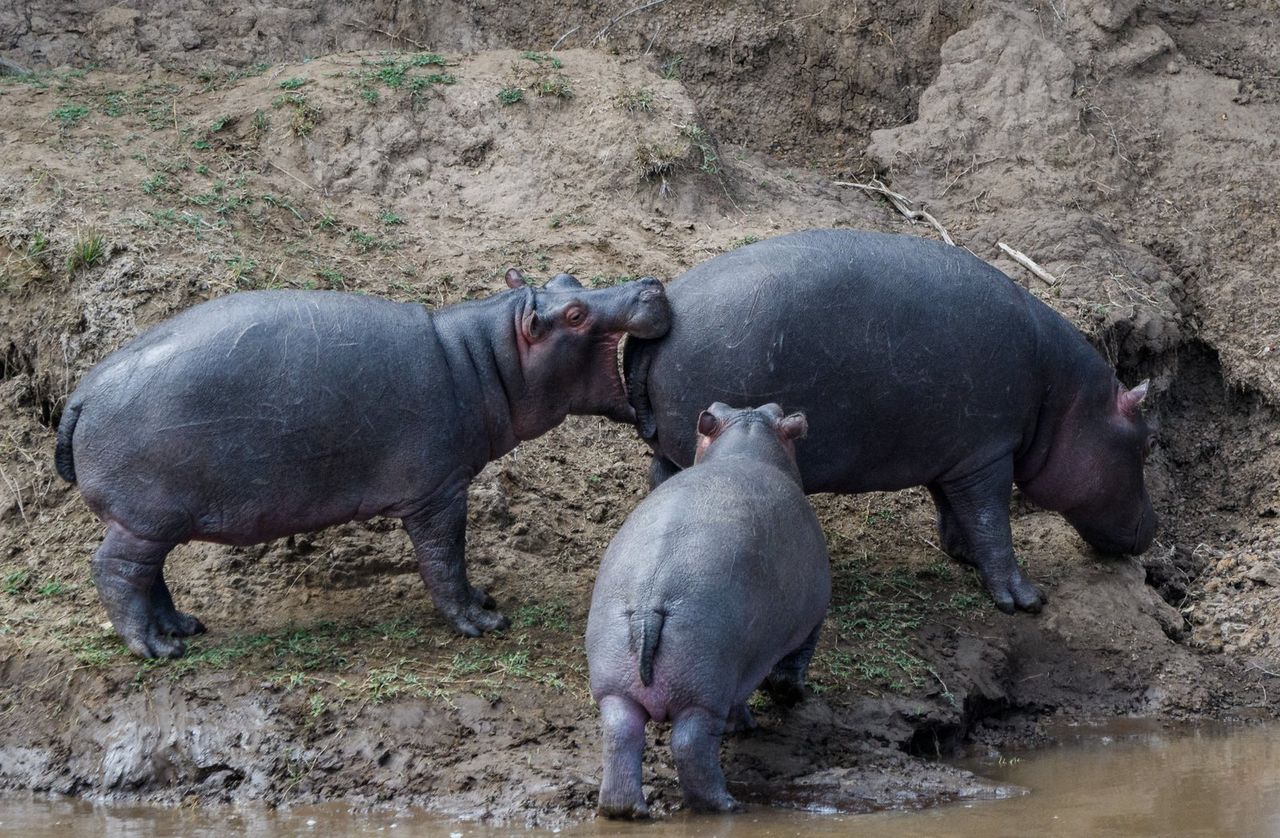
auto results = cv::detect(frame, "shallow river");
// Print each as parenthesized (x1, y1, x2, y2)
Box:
(5, 722, 1278, 837)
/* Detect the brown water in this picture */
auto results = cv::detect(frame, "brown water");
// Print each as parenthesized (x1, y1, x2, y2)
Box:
(4, 722, 1278, 837)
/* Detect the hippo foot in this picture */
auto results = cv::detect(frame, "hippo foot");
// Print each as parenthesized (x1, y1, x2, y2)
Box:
(156, 609, 206, 638)
(123, 624, 187, 659)
(725, 703, 757, 735)
(761, 673, 808, 707)
(981, 570, 1047, 614)
(685, 792, 743, 814)
(598, 798, 651, 820)
(442, 589, 510, 637)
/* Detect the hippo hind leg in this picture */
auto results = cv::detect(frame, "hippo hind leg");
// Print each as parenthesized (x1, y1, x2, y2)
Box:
(598, 695, 650, 819)
(927, 483, 973, 564)
(151, 573, 206, 638)
(91, 523, 187, 659)
(936, 458, 1046, 614)
(671, 707, 741, 813)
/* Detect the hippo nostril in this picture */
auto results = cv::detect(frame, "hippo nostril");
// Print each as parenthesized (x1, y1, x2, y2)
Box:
(638, 288, 664, 302)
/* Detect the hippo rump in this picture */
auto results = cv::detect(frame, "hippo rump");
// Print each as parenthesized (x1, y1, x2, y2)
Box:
(587, 403, 830, 817)
(56, 270, 671, 658)
(624, 229, 1156, 613)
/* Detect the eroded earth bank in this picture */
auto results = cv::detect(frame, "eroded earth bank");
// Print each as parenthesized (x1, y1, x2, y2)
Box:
(1, 0, 1279, 825)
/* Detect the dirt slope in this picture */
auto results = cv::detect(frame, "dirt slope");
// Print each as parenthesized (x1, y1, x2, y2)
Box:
(1, 0, 1278, 825)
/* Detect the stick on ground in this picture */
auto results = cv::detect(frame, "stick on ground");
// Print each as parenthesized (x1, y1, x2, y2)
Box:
(997, 242, 1060, 286)
(833, 179, 955, 246)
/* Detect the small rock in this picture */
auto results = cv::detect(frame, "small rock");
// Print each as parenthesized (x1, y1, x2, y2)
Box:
(1245, 562, 1280, 587)
(1165, 60, 1181, 75)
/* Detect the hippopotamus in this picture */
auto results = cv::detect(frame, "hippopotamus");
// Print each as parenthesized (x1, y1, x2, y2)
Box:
(624, 229, 1157, 613)
(587, 403, 830, 817)
(55, 270, 671, 658)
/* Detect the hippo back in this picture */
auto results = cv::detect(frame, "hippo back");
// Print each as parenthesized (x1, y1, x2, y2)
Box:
(626, 229, 1054, 494)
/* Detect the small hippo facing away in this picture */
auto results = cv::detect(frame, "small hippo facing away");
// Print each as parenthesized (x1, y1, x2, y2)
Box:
(587, 403, 830, 817)
(625, 229, 1158, 614)
(56, 270, 671, 658)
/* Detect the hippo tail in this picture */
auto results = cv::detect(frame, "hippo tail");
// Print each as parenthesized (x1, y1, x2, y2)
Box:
(637, 609, 665, 687)
(54, 399, 82, 483)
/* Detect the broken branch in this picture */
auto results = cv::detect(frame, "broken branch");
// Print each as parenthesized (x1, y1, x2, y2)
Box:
(997, 241, 1060, 287)
(833, 178, 955, 246)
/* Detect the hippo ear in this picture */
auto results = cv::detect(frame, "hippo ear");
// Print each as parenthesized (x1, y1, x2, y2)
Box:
(521, 309, 549, 343)
(1117, 379, 1150, 417)
(778, 412, 808, 441)
(505, 268, 528, 289)
(546, 272, 584, 290)
(696, 410, 720, 438)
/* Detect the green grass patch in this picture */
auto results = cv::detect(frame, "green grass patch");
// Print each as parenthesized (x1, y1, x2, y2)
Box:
(65, 231, 106, 274)
(497, 86, 524, 105)
(50, 103, 90, 127)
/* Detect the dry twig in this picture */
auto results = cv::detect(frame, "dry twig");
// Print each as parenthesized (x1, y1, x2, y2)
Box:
(833, 178, 955, 245)
(552, 25, 581, 51)
(0, 464, 28, 525)
(592, 0, 672, 45)
(997, 241, 1060, 286)
(346, 18, 428, 50)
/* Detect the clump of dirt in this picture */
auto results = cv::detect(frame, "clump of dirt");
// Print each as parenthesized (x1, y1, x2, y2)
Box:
(2, 0, 1279, 826)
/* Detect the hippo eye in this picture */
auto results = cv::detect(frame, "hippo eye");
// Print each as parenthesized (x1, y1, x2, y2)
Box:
(1142, 435, 1155, 460)
(564, 306, 586, 326)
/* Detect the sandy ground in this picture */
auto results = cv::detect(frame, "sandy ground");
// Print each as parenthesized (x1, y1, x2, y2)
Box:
(1, 0, 1278, 826)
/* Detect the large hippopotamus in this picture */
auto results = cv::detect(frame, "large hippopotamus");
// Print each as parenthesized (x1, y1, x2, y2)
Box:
(587, 403, 830, 817)
(624, 229, 1156, 613)
(56, 270, 671, 658)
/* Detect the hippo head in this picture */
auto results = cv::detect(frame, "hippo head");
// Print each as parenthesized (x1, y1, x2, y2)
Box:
(693, 402, 808, 472)
(1025, 379, 1157, 555)
(505, 269, 671, 438)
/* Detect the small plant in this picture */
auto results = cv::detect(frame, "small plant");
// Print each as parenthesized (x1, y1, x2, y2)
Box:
(66, 231, 107, 274)
(349, 229, 380, 252)
(279, 77, 308, 90)
(635, 141, 683, 180)
(141, 173, 170, 194)
(521, 51, 563, 69)
(209, 115, 232, 132)
(25, 232, 48, 258)
(678, 123, 719, 175)
(497, 86, 524, 105)
(318, 267, 345, 289)
(378, 210, 404, 226)
(410, 53, 448, 67)
(252, 109, 269, 134)
(536, 75, 573, 99)
(617, 88, 654, 112)
(37, 580, 72, 597)
(272, 93, 321, 136)
(660, 55, 683, 80)
(315, 213, 337, 231)
(360, 87, 380, 105)
(51, 103, 90, 127)
(729, 235, 760, 249)
(2, 569, 30, 596)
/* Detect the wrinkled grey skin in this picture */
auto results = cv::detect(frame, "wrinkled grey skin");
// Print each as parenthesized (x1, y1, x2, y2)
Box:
(625, 229, 1157, 614)
(587, 403, 830, 817)
(56, 270, 671, 658)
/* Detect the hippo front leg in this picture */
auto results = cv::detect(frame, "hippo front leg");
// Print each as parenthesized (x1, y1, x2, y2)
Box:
(402, 491, 509, 637)
(648, 454, 682, 489)
(762, 621, 822, 706)
(937, 457, 1046, 614)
